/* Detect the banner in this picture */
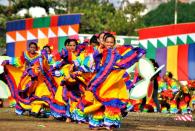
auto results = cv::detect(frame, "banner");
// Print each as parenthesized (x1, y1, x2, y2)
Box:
(6, 14, 81, 57)
(138, 23, 195, 80)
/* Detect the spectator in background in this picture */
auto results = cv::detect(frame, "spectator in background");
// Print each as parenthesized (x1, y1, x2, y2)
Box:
(150, 59, 161, 112)
(140, 59, 161, 112)
(163, 72, 180, 113)
(163, 72, 180, 96)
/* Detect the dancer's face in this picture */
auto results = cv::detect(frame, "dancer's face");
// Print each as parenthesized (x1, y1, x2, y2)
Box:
(69, 41, 77, 52)
(104, 37, 115, 49)
(29, 44, 37, 54)
(44, 47, 51, 54)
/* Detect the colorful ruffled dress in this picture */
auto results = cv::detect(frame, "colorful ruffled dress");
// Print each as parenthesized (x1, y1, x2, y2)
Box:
(81, 46, 145, 128)
(4, 51, 56, 115)
(50, 48, 84, 119)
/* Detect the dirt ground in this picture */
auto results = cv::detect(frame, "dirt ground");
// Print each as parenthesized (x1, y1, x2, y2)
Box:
(0, 108, 195, 131)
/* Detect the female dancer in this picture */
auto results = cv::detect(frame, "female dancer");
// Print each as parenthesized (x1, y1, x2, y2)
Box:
(3, 42, 56, 117)
(72, 33, 145, 130)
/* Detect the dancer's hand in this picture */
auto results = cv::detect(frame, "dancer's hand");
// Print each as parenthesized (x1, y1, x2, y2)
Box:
(1, 60, 9, 66)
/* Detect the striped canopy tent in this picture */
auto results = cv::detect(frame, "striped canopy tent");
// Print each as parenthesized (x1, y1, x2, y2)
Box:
(138, 23, 195, 81)
(6, 14, 81, 57)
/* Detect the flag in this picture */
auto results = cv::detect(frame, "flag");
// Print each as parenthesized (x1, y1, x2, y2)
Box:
(138, 23, 195, 81)
(6, 14, 81, 57)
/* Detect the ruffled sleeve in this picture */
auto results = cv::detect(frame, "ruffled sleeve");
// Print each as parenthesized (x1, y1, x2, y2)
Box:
(114, 46, 145, 69)
(8, 52, 25, 67)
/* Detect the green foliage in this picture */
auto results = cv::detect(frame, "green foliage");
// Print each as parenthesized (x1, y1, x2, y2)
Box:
(0, 0, 145, 47)
(143, 0, 195, 27)
(123, 1, 146, 35)
(0, 0, 58, 47)
(10, 0, 58, 13)
(2, 0, 195, 48)
(0, 3, 24, 47)
(60, 0, 145, 35)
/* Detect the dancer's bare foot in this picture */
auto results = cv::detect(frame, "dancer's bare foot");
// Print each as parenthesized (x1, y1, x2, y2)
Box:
(66, 118, 71, 123)
(105, 127, 114, 131)
(48, 116, 54, 120)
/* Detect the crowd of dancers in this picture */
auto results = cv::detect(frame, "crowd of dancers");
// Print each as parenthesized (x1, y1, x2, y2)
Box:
(1, 32, 195, 130)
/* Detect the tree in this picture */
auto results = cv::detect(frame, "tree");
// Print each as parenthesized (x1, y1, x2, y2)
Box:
(143, 0, 195, 27)
(0, 0, 59, 47)
(0, 0, 146, 47)
(57, 0, 145, 35)
(0, 3, 23, 47)
(63, 0, 119, 34)
(10, 0, 58, 14)
(122, 1, 146, 35)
